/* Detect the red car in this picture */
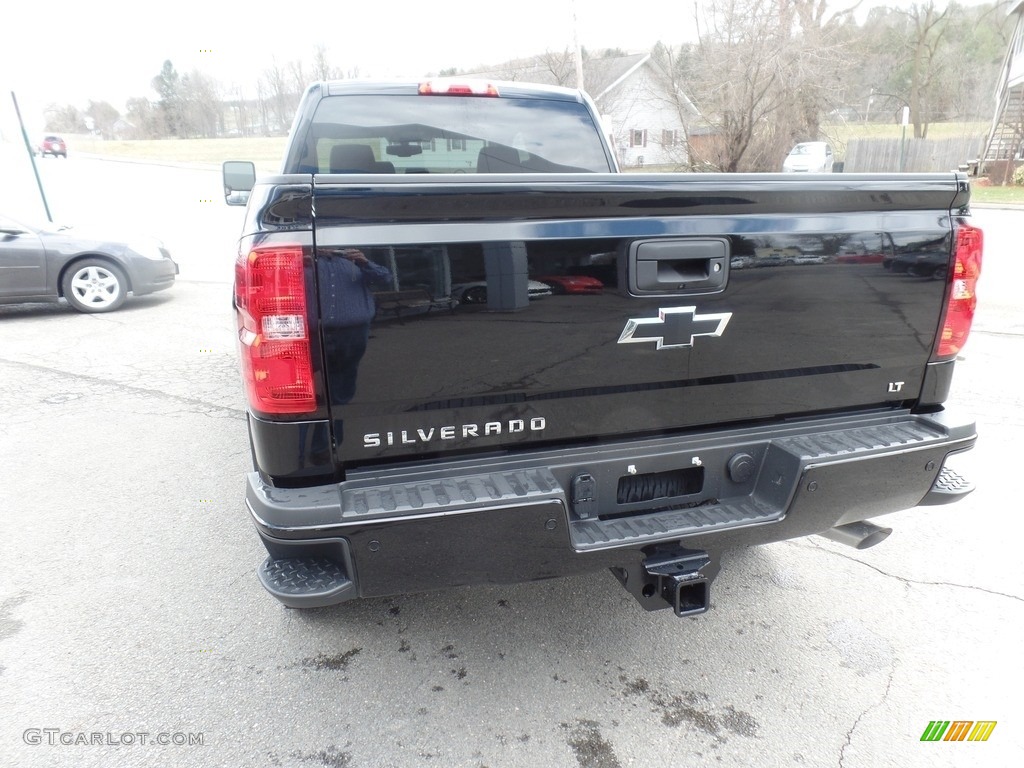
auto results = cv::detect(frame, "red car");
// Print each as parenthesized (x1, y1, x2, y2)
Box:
(835, 251, 885, 265)
(835, 233, 893, 264)
(535, 274, 604, 294)
(37, 135, 67, 158)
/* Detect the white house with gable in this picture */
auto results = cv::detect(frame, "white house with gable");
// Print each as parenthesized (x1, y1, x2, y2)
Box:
(462, 50, 700, 169)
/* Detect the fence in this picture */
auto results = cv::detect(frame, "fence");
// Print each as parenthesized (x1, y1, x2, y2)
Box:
(843, 135, 987, 173)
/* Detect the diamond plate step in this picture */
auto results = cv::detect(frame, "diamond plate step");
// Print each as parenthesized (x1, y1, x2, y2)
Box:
(257, 557, 355, 608)
(919, 466, 975, 506)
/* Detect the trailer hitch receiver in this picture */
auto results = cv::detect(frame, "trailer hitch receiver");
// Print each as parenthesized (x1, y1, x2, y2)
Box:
(643, 549, 712, 617)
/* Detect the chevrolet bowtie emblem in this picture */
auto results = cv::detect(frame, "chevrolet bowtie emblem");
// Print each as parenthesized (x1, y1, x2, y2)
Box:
(618, 306, 732, 349)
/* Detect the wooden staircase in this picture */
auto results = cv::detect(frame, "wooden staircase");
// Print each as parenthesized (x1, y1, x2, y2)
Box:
(983, 82, 1024, 163)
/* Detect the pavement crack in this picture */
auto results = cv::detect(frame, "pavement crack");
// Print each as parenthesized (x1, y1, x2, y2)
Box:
(799, 540, 1024, 603)
(839, 660, 897, 768)
(973, 329, 1024, 338)
(227, 567, 254, 588)
(0, 357, 245, 418)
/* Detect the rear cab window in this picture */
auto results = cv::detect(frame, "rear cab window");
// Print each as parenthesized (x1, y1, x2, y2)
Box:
(287, 87, 614, 174)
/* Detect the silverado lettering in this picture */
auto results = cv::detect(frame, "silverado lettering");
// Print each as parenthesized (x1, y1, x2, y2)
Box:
(225, 79, 980, 617)
(364, 417, 547, 447)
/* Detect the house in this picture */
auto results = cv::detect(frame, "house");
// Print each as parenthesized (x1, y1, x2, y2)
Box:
(461, 50, 700, 169)
(111, 118, 136, 140)
(981, 1, 1024, 176)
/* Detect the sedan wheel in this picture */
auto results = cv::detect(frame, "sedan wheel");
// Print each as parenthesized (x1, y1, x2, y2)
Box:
(62, 261, 128, 312)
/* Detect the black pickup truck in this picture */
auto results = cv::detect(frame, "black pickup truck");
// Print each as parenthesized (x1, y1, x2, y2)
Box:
(224, 80, 981, 616)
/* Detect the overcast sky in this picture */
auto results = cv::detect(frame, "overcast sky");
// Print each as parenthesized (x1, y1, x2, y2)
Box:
(0, 0, 1006, 132)
(2, 0, 691, 122)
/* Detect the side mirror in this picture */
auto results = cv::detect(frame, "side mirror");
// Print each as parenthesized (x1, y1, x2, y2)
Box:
(223, 161, 256, 206)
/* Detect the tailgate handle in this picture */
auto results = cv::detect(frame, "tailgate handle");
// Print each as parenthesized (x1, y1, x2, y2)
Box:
(630, 238, 729, 295)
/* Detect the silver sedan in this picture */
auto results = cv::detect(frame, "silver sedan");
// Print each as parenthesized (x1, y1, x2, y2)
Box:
(0, 214, 178, 313)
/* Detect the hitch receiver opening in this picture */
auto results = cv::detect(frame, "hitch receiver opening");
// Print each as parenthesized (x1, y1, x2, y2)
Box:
(661, 570, 710, 617)
(644, 550, 712, 617)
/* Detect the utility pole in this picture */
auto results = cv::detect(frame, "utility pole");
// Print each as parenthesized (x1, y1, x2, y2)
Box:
(10, 91, 52, 222)
(571, 0, 585, 91)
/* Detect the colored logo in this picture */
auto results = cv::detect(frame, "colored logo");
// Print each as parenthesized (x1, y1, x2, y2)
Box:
(920, 721, 996, 742)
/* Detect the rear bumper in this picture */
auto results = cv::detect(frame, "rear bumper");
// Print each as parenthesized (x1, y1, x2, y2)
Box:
(246, 408, 976, 610)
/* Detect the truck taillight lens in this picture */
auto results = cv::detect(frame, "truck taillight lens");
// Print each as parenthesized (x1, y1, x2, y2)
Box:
(934, 222, 983, 360)
(234, 244, 317, 415)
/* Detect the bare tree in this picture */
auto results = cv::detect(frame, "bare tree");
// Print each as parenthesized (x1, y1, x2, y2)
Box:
(255, 79, 271, 135)
(85, 100, 120, 138)
(903, 2, 951, 138)
(261, 59, 295, 133)
(124, 97, 160, 139)
(784, 0, 861, 141)
(850, 2, 1012, 138)
(289, 60, 308, 97)
(179, 70, 222, 138)
(311, 43, 339, 81)
(43, 104, 88, 134)
(537, 49, 576, 87)
(658, 0, 865, 171)
(676, 0, 793, 171)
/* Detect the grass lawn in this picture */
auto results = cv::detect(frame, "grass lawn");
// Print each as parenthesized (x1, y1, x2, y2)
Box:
(970, 185, 1024, 205)
(71, 135, 287, 172)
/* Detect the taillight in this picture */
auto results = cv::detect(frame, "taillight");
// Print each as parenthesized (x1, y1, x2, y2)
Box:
(234, 244, 317, 415)
(933, 221, 983, 360)
(418, 80, 500, 97)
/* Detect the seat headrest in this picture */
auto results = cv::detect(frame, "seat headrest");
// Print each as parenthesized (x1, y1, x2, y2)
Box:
(476, 145, 524, 173)
(330, 144, 378, 173)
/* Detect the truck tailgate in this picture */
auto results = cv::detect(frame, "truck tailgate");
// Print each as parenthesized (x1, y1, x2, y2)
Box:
(310, 173, 966, 466)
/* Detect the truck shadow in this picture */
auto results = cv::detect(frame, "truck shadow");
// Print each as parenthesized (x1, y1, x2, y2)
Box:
(280, 542, 798, 670)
